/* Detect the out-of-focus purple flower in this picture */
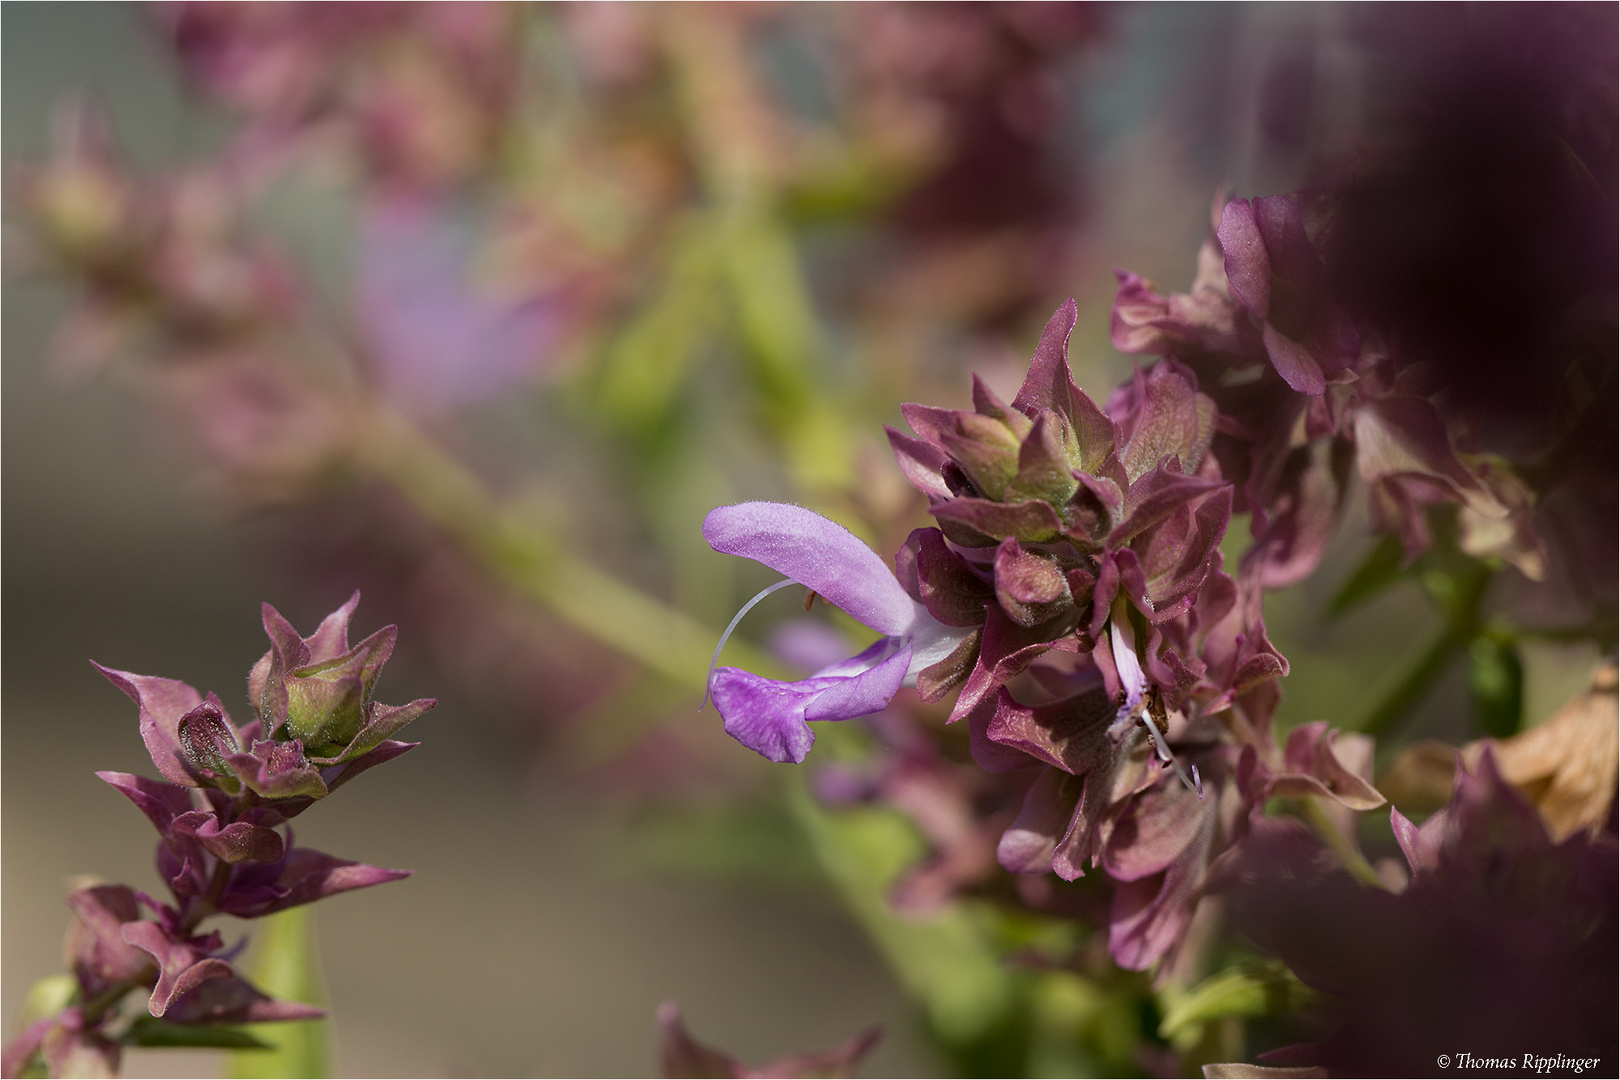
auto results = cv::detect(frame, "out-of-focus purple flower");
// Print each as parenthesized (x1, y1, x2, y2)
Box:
(1216, 196, 1358, 397)
(1112, 241, 1342, 592)
(63, 886, 152, 1000)
(1264, 722, 1384, 813)
(1110, 191, 1364, 589)
(657, 1001, 881, 1079)
(1349, 368, 1516, 567)
(1229, 749, 1617, 1074)
(2, 1009, 120, 1080)
(356, 196, 561, 416)
(703, 503, 971, 763)
(1454, 457, 1547, 581)
(1110, 189, 1255, 364)
(148, 356, 347, 510)
(1109, 185, 1547, 582)
(3, 875, 329, 1078)
(156, 2, 522, 191)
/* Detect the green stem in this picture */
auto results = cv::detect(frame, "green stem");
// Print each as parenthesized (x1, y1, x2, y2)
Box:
(1358, 627, 1467, 738)
(350, 405, 782, 691)
(79, 976, 149, 1027)
(1359, 560, 1492, 738)
(1298, 797, 1387, 890)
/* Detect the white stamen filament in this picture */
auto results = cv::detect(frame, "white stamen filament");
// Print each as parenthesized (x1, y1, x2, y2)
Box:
(702, 578, 798, 711)
(1110, 617, 1202, 799)
(1141, 710, 1203, 798)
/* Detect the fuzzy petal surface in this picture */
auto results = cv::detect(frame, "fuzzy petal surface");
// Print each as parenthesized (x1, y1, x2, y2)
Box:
(710, 643, 912, 764)
(704, 503, 921, 637)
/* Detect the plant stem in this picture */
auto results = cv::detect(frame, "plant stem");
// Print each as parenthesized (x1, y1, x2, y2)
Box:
(1359, 560, 1492, 739)
(180, 856, 236, 935)
(350, 404, 783, 692)
(228, 907, 329, 1079)
(1298, 797, 1387, 890)
(79, 977, 148, 1027)
(1358, 628, 1466, 738)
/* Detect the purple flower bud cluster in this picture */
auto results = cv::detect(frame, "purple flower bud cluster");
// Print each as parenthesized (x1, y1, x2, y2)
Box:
(703, 287, 1387, 971)
(2, 594, 432, 1080)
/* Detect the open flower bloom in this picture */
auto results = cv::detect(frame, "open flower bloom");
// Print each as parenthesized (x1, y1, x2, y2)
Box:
(704, 502, 971, 764)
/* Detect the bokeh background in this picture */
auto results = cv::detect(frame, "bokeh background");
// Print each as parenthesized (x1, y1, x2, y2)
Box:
(4, 4, 1604, 1077)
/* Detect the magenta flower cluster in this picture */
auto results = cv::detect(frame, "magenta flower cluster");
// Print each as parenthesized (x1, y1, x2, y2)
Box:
(705, 287, 1389, 972)
(699, 177, 1603, 981)
(3, 594, 432, 1079)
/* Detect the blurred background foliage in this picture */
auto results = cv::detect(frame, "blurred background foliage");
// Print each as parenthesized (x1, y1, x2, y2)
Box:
(4, 3, 1608, 1077)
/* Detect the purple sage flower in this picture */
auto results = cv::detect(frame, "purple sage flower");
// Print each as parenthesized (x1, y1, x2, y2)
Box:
(703, 502, 972, 764)
(3, 593, 430, 1079)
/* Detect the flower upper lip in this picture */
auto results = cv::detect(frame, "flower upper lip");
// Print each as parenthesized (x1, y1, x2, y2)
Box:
(704, 503, 920, 635)
(702, 501, 965, 682)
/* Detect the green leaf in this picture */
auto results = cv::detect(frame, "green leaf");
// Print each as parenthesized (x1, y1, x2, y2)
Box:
(1469, 633, 1524, 738)
(1327, 533, 1406, 619)
(227, 906, 330, 1079)
(1158, 961, 1322, 1041)
(126, 1017, 271, 1050)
